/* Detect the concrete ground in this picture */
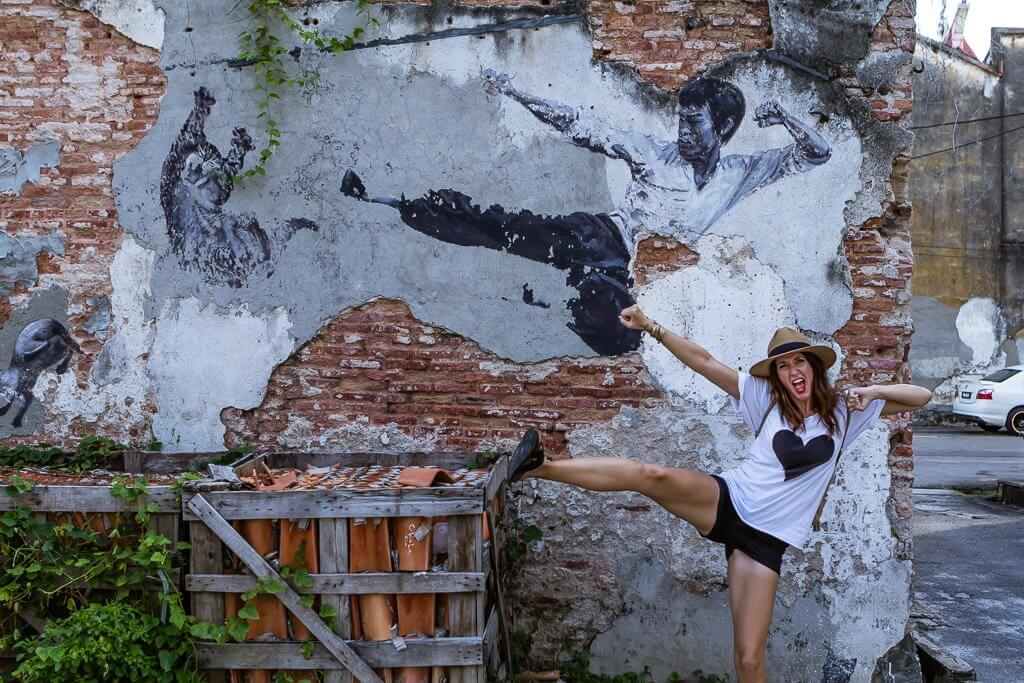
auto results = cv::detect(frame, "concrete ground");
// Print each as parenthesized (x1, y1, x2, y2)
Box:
(912, 426, 1024, 489)
(912, 488, 1024, 682)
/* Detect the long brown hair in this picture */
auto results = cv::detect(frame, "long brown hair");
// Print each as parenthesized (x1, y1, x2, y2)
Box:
(767, 353, 841, 435)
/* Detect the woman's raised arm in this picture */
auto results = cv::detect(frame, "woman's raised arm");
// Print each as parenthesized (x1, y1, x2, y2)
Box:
(619, 305, 740, 399)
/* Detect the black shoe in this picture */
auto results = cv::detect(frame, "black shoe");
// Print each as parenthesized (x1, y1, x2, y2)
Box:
(509, 428, 545, 481)
(341, 170, 367, 200)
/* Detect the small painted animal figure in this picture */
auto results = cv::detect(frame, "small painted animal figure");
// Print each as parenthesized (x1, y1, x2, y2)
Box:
(0, 319, 80, 428)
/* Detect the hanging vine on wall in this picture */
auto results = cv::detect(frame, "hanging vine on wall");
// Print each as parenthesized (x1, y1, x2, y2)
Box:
(235, 0, 376, 181)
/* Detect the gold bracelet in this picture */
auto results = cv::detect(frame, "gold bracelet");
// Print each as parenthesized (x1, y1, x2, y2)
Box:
(645, 322, 666, 343)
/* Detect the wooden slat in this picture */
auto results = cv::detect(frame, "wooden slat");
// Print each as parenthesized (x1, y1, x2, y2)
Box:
(187, 495, 383, 683)
(320, 518, 352, 683)
(196, 639, 483, 669)
(231, 452, 269, 479)
(123, 451, 146, 474)
(189, 521, 226, 683)
(483, 455, 509, 504)
(186, 572, 486, 594)
(148, 512, 180, 547)
(447, 514, 484, 683)
(0, 485, 178, 512)
(17, 609, 46, 633)
(181, 488, 482, 521)
(483, 507, 512, 675)
(482, 608, 498, 673)
(134, 451, 250, 475)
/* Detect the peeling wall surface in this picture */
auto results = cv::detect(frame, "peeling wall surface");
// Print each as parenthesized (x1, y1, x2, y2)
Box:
(0, 0, 917, 680)
(909, 33, 1024, 401)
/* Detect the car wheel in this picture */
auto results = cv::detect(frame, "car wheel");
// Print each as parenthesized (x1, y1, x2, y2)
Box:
(981, 424, 1002, 433)
(1006, 407, 1024, 435)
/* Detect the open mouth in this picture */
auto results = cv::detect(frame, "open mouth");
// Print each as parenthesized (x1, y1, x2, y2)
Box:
(792, 378, 807, 394)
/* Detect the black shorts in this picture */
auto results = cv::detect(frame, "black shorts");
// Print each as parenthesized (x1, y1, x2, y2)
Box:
(700, 474, 788, 575)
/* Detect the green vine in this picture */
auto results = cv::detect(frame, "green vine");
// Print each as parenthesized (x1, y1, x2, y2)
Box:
(0, 473, 217, 679)
(1, 468, 339, 678)
(0, 437, 127, 474)
(235, 0, 376, 181)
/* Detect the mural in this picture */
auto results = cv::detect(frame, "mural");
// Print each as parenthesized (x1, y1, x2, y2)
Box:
(341, 70, 832, 354)
(0, 319, 79, 428)
(160, 87, 319, 288)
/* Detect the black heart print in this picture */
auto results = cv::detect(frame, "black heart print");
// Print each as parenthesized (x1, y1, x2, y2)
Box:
(772, 430, 835, 481)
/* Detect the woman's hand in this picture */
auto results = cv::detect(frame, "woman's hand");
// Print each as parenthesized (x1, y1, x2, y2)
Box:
(846, 385, 880, 412)
(618, 305, 650, 332)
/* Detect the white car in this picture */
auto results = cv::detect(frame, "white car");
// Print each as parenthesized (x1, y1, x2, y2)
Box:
(953, 365, 1024, 434)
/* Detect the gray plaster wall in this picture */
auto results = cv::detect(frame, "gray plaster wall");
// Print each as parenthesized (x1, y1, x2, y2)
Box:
(0, 139, 60, 196)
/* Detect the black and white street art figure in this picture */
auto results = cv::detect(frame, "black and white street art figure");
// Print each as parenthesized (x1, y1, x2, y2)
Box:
(342, 72, 832, 355)
(161, 87, 319, 288)
(0, 319, 79, 428)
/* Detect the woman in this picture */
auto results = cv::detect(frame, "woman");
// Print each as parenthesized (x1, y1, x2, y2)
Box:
(508, 305, 931, 683)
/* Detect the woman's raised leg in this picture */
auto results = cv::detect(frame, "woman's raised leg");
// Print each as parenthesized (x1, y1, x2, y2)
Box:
(727, 549, 779, 683)
(529, 457, 721, 535)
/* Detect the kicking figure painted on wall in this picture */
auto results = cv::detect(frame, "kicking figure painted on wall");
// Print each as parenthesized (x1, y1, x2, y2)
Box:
(341, 71, 832, 355)
(161, 87, 318, 288)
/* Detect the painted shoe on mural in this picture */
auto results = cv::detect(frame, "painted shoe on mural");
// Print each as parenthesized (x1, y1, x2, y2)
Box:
(509, 428, 545, 481)
(341, 170, 368, 200)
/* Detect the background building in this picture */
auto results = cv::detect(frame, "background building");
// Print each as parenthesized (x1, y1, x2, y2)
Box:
(910, 26, 1024, 405)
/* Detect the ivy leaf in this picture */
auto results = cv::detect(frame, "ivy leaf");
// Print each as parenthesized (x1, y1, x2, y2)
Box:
(228, 617, 251, 642)
(158, 649, 176, 671)
(292, 571, 313, 589)
(238, 603, 260, 620)
(6, 475, 34, 495)
(301, 639, 315, 659)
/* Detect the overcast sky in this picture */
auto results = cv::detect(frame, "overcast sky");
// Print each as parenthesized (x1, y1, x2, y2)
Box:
(917, 0, 1024, 59)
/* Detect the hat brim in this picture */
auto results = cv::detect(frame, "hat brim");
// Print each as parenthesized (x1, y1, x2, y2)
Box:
(749, 344, 837, 378)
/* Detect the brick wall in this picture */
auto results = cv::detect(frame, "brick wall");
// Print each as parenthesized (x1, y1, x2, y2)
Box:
(835, 0, 917, 526)
(1, 0, 164, 440)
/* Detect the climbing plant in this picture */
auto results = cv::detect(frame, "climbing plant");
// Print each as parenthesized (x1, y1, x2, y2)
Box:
(1, 469, 331, 679)
(235, 0, 376, 180)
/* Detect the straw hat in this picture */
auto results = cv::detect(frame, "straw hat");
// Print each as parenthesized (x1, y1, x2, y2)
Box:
(749, 327, 837, 378)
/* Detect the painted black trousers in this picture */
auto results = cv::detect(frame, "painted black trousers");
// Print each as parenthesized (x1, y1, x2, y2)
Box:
(393, 189, 642, 356)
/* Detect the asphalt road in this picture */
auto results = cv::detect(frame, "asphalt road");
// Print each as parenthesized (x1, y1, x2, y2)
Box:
(912, 489, 1024, 682)
(912, 426, 1024, 488)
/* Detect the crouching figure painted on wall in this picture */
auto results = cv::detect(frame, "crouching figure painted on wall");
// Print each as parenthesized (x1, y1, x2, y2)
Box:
(160, 87, 319, 288)
(341, 70, 831, 355)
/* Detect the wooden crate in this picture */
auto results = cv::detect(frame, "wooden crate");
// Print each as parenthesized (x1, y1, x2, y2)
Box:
(182, 451, 511, 683)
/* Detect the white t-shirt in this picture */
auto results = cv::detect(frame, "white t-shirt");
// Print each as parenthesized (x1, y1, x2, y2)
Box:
(719, 372, 885, 549)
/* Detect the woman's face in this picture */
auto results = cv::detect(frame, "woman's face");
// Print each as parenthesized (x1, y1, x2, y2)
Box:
(773, 352, 813, 403)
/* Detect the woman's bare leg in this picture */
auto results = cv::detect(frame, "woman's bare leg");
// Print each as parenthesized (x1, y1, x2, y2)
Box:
(727, 549, 778, 683)
(529, 457, 720, 534)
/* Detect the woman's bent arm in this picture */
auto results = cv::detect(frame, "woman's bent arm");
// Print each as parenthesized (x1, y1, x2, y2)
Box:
(619, 305, 740, 399)
(849, 383, 932, 416)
